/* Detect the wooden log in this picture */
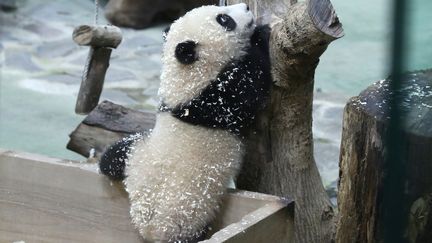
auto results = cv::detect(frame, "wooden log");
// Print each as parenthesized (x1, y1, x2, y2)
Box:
(72, 25, 123, 48)
(75, 47, 112, 115)
(0, 150, 294, 243)
(336, 69, 432, 243)
(67, 100, 156, 159)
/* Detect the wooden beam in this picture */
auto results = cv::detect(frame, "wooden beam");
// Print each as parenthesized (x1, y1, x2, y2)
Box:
(72, 25, 123, 48)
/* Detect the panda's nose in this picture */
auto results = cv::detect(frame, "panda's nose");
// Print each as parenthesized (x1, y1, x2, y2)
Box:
(246, 5, 249, 11)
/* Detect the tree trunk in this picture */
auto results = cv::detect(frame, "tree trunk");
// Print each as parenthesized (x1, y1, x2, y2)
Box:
(337, 70, 432, 243)
(233, 0, 343, 242)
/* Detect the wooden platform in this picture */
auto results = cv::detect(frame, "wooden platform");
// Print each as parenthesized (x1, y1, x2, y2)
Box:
(0, 150, 293, 242)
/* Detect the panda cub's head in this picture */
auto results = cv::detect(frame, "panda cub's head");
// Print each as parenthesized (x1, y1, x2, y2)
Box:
(159, 4, 271, 136)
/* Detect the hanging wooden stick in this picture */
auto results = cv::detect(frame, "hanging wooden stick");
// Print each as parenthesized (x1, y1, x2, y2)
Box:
(72, 25, 122, 115)
(72, 24, 122, 115)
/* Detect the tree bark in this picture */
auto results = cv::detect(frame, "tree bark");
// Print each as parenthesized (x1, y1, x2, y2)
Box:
(337, 70, 432, 243)
(234, 0, 343, 242)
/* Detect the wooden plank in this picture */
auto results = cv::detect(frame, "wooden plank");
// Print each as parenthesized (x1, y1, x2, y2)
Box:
(0, 151, 294, 242)
(0, 152, 142, 243)
(211, 189, 291, 230)
(206, 192, 294, 242)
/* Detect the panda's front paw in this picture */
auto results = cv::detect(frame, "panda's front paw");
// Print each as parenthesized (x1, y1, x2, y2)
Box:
(99, 136, 139, 180)
(99, 152, 126, 180)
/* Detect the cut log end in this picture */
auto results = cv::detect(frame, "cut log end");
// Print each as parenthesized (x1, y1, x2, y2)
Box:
(308, 0, 344, 39)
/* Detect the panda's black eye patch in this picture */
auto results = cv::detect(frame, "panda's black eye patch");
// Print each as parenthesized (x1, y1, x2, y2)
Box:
(216, 14, 236, 31)
(175, 41, 198, 65)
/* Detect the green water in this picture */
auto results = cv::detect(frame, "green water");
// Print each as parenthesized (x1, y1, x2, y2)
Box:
(316, 0, 432, 94)
(0, 72, 83, 160)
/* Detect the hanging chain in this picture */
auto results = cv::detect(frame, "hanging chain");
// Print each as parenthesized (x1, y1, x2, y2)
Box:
(82, 0, 99, 82)
(94, 0, 99, 25)
(219, 0, 226, 6)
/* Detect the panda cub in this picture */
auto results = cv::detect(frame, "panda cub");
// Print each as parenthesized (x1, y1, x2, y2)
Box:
(100, 3, 271, 242)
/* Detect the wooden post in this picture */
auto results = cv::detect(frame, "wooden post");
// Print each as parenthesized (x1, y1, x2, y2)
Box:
(336, 70, 432, 243)
(72, 25, 122, 115)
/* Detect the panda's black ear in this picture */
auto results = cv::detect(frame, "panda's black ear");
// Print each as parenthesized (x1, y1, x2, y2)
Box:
(175, 41, 198, 65)
(162, 25, 170, 41)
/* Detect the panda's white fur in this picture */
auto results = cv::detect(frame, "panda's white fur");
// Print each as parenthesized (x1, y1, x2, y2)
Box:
(116, 4, 265, 242)
(125, 113, 242, 241)
(159, 4, 255, 107)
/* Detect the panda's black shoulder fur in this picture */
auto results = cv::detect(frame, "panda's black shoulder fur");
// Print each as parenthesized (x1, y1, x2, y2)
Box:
(165, 25, 272, 137)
